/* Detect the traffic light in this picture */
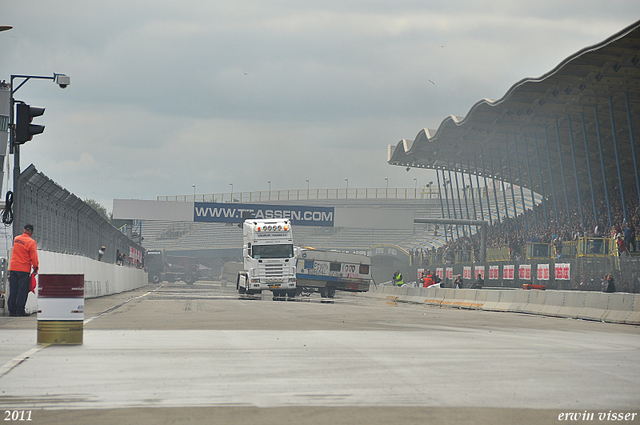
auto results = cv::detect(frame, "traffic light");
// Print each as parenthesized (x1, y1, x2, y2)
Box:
(15, 102, 45, 144)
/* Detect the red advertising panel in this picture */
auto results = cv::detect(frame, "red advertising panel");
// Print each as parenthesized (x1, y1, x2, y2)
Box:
(436, 268, 443, 279)
(503, 265, 514, 280)
(446, 268, 453, 279)
(519, 264, 531, 280)
(474, 266, 485, 279)
(489, 265, 499, 280)
(537, 264, 550, 280)
(554, 263, 570, 280)
(463, 266, 472, 279)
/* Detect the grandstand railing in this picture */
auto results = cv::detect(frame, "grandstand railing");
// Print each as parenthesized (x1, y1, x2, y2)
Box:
(158, 186, 543, 204)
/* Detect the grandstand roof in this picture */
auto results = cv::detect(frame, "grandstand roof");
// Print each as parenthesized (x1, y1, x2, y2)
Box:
(388, 20, 640, 199)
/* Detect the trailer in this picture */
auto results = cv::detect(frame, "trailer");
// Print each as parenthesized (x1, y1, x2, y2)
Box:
(295, 248, 372, 298)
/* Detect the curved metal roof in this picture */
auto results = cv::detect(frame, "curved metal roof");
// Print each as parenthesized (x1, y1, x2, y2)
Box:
(388, 20, 640, 201)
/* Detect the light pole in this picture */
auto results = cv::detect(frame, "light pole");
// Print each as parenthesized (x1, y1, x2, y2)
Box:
(268, 180, 271, 200)
(385, 177, 388, 198)
(306, 179, 309, 198)
(229, 182, 233, 201)
(192, 184, 196, 201)
(9, 73, 70, 237)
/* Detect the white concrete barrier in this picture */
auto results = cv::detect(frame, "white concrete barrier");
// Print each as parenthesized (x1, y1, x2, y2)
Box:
(361, 285, 640, 325)
(23, 251, 148, 314)
(603, 293, 636, 324)
(578, 292, 610, 322)
(538, 291, 565, 317)
(557, 292, 587, 319)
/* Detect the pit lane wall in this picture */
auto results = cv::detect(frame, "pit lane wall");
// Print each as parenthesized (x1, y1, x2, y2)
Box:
(363, 285, 640, 325)
(22, 251, 148, 314)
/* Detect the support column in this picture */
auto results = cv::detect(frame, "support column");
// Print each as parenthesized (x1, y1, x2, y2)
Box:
(523, 134, 538, 230)
(513, 133, 529, 233)
(496, 150, 511, 233)
(581, 113, 598, 225)
(473, 155, 486, 224)
(533, 133, 549, 227)
(626, 92, 640, 205)
(595, 104, 613, 227)
(544, 126, 560, 229)
(505, 139, 519, 235)
(609, 96, 628, 222)
(567, 115, 584, 228)
(436, 168, 448, 242)
(488, 149, 503, 233)
(554, 116, 572, 227)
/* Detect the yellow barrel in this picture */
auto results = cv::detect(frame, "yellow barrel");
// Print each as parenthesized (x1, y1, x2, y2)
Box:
(37, 320, 83, 344)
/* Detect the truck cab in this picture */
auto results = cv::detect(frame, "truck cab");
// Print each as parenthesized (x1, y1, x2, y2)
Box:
(237, 219, 297, 297)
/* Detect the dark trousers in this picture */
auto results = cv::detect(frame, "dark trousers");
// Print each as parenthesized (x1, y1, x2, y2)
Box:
(8, 271, 31, 315)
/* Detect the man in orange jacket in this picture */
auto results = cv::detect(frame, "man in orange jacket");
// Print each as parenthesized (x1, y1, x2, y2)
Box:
(8, 224, 39, 317)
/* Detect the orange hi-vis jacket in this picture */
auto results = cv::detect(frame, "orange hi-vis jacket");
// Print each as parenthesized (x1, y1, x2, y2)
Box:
(9, 232, 39, 273)
(423, 274, 434, 288)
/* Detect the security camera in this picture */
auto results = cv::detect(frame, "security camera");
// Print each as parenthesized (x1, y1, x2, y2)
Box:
(54, 74, 70, 89)
(406, 167, 410, 172)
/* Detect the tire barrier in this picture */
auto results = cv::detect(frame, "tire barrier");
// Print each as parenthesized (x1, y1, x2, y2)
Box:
(365, 285, 640, 325)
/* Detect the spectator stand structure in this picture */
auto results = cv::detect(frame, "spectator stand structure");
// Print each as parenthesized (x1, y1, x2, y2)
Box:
(387, 20, 640, 292)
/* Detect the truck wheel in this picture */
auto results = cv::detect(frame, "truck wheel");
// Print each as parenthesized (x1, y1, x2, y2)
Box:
(327, 287, 336, 298)
(287, 290, 296, 299)
(237, 273, 246, 294)
(183, 273, 195, 285)
(149, 272, 162, 284)
(320, 287, 328, 298)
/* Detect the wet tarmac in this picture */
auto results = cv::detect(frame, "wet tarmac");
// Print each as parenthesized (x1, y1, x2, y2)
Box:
(1, 281, 639, 424)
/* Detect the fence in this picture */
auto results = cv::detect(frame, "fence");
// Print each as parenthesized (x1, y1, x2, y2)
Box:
(158, 185, 543, 205)
(15, 164, 143, 265)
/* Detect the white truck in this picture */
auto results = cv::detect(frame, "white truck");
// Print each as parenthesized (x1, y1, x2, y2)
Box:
(236, 219, 297, 297)
(295, 248, 372, 298)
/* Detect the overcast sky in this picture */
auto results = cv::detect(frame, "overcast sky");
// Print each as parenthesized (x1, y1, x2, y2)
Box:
(1, 1, 638, 211)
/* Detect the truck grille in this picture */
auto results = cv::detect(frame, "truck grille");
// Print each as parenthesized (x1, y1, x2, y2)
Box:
(261, 263, 285, 277)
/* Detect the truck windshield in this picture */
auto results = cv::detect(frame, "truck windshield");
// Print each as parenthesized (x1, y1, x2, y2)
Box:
(252, 244, 294, 259)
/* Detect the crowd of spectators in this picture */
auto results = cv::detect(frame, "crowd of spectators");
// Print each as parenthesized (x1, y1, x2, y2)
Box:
(411, 185, 639, 266)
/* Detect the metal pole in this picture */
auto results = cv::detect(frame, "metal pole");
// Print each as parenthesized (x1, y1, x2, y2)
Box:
(495, 149, 511, 233)
(554, 116, 572, 227)
(452, 162, 466, 237)
(544, 126, 560, 230)
(480, 148, 494, 232)
(505, 140, 519, 235)
(567, 115, 584, 228)
(435, 168, 448, 242)
(473, 156, 485, 223)
(625, 92, 640, 205)
(461, 169, 472, 236)
(522, 134, 538, 230)
(594, 104, 613, 227)
(488, 149, 502, 233)
(533, 133, 549, 227)
(609, 96, 628, 222)
(513, 134, 529, 233)
(581, 113, 599, 226)
(467, 160, 479, 235)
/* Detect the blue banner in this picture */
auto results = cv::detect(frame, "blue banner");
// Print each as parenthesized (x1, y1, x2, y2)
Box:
(194, 202, 334, 227)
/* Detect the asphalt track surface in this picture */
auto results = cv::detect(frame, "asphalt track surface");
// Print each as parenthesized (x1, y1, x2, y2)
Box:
(1, 281, 639, 425)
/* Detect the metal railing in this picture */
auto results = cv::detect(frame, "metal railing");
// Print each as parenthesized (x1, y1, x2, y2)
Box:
(158, 186, 543, 204)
